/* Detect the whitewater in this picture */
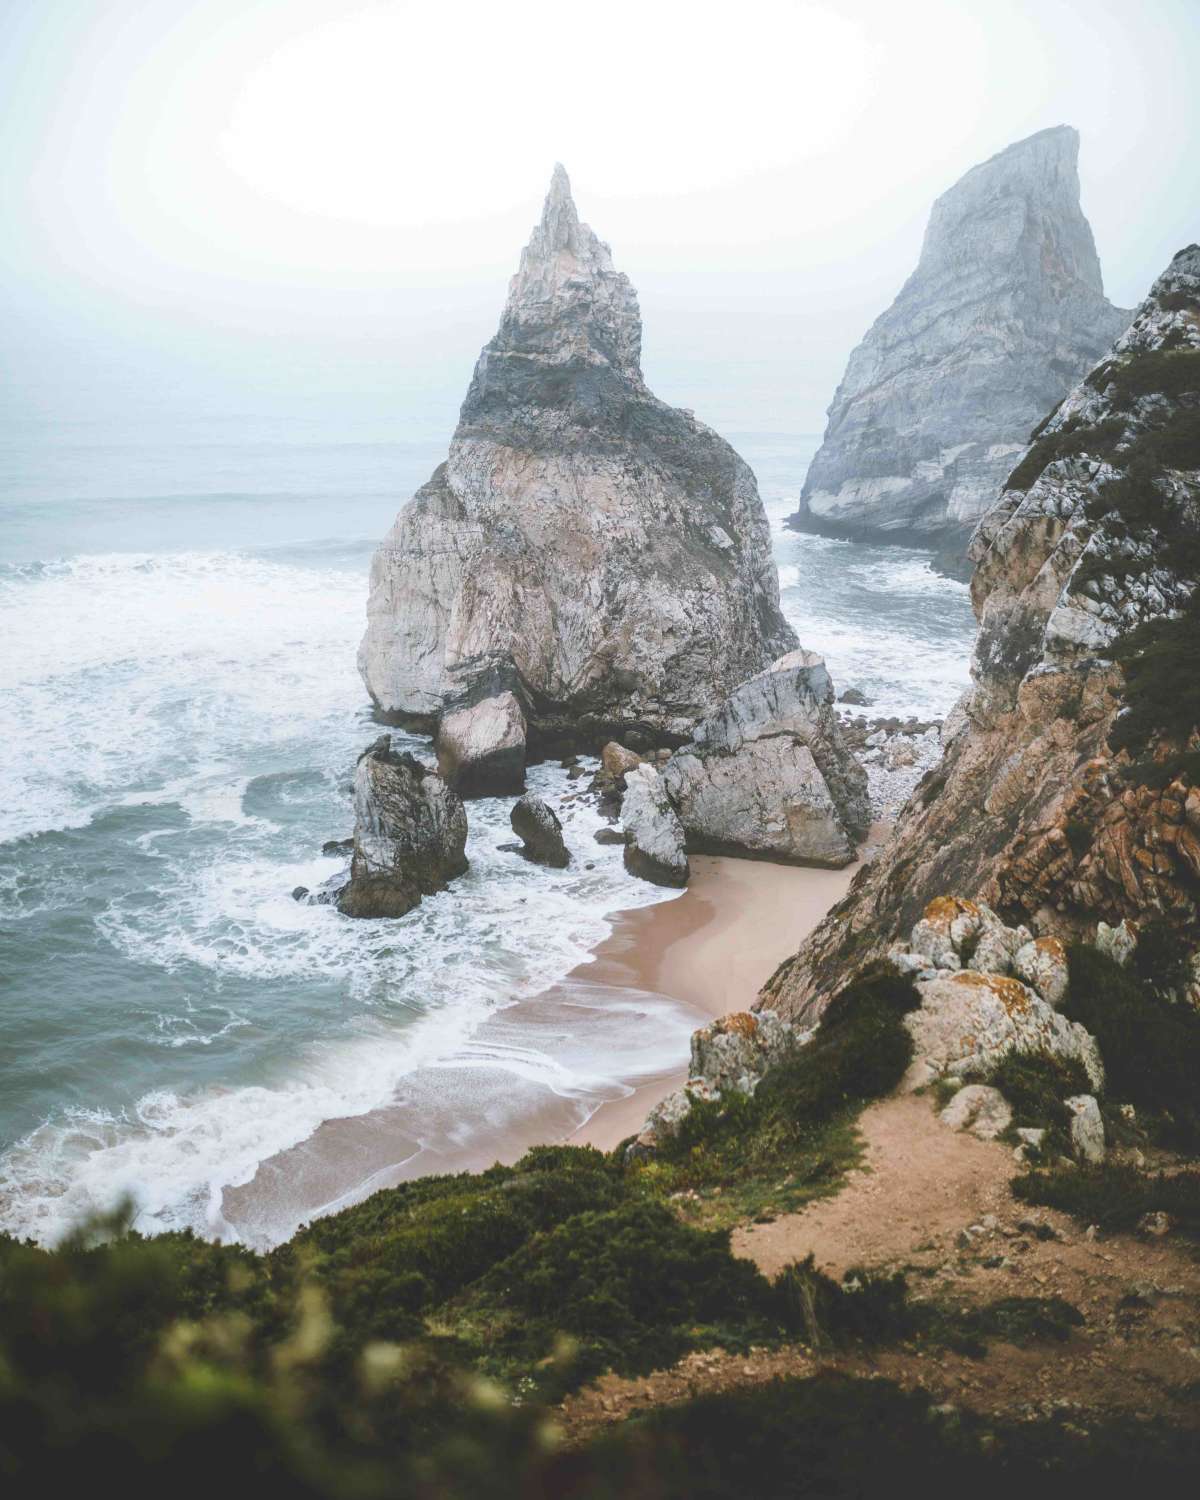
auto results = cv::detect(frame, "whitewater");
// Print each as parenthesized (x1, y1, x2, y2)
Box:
(0, 419, 975, 1246)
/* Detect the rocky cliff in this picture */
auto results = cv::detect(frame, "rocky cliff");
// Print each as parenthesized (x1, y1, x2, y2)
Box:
(789, 127, 1130, 571)
(764, 245, 1200, 1024)
(359, 166, 796, 779)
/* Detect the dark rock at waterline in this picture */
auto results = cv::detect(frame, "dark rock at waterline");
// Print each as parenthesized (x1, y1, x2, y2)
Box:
(292, 886, 309, 901)
(337, 736, 468, 919)
(509, 793, 570, 868)
(593, 827, 625, 846)
(839, 688, 872, 707)
(321, 837, 354, 856)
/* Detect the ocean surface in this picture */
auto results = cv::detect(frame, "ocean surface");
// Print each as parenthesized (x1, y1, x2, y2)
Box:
(0, 412, 976, 1245)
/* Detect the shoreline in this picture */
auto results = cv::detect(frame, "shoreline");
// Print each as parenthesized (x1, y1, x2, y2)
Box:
(569, 838, 884, 1151)
(221, 833, 885, 1245)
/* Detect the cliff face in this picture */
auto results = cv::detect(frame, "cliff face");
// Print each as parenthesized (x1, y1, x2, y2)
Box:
(359, 166, 796, 755)
(764, 246, 1200, 1024)
(789, 127, 1130, 569)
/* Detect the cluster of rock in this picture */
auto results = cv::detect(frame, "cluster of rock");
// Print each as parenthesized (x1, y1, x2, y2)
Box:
(628, 890, 1120, 1164)
(789, 126, 1130, 570)
(763, 246, 1200, 1023)
(357, 165, 796, 793)
(887, 895, 1107, 1163)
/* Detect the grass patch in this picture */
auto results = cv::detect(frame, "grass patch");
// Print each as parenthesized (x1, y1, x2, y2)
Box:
(1013, 1163, 1200, 1239)
(638, 969, 918, 1226)
(1104, 348, 1200, 405)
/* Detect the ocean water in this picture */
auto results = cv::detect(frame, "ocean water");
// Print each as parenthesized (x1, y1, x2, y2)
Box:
(0, 412, 976, 1245)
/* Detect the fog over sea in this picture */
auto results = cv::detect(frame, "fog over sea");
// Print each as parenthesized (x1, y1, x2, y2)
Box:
(0, 403, 976, 1246)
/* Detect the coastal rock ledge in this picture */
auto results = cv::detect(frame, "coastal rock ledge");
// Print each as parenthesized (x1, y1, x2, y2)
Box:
(358, 165, 796, 775)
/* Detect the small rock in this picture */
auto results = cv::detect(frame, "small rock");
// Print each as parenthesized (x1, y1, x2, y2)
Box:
(1013, 936, 1069, 1007)
(939, 1084, 1012, 1140)
(1095, 918, 1137, 968)
(601, 741, 642, 779)
(321, 838, 353, 856)
(1138, 1211, 1172, 1238)
(593, 826, 625, 846)
(510, 793, 570, 868)
(1065, 1094, 1105, 1163)
(291, 886, 310, 901)
(839, 687, 871, 706)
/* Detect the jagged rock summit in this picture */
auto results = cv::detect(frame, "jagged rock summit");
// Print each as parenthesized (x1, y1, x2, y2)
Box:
(359, 166, 796, 784)
(789, 126, 1130, 570)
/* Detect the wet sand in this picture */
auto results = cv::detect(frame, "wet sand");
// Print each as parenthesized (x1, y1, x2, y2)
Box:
(569, 849, 870, 1151)
(221, 838, 882, 1245)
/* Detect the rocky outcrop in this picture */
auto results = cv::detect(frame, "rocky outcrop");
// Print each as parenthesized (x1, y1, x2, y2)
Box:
(621, 764, 689, 887)
(435, 689, 526, 797)
(789, 127, 1129, 569)
(627, 1010, 800, 1158)
(337, 737, 469, 918)
(508, 793, 569, 868)
(763, 247, 1200, 1024)
(939, 1084, 1012, 1140)
(359, 165, 795, 759)
(662, 649, 869, 868)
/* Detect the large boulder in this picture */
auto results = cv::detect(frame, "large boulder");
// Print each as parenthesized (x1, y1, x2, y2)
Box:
(338, 737, 469, 919)
(662, 649, 869, 868)
(903, 970, 1104, 1092)
(509, 793, 569, 868)
(436, 690, 526, 797)
(358, 165, 796, 756)
(621, 764, 688, 887)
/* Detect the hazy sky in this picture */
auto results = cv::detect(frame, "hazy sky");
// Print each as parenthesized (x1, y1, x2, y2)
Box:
(3, 0, 1198, 437)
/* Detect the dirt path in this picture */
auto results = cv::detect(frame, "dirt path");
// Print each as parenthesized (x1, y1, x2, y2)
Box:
(561, 1093, 1200, 1441)
(732, 1092, 1013, 1278)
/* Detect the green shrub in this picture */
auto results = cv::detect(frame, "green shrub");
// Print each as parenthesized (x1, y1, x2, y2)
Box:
(1004, 419, 1123, 493)
(771, 1255, 910, 1351)
(1013, 1162, 1200, 1239)
(1110, 593, 1200, 783)
(1105, 348, 1200, 405)
(982, 1052, 1090, 1150)
(1063, 944, 1200, 1144)
(463, 1199, 774, 1385)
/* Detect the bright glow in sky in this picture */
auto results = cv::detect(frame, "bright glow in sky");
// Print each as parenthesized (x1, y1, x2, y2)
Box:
(2, 0, 1197, 433)
(223, 3, 873, 226)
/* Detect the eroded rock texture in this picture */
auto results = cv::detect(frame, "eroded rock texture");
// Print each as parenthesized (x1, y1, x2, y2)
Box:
(663, 649, 870, 867)
(763, 246, 1200, 1023)
(359, 165, 795, 756)
(789, 127, 1129, 569)
(338, 738, 469, 919)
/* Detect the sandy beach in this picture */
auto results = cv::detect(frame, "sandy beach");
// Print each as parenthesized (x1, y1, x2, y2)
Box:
(569, 848, 872, 1151)
(221, 838, 881, 1244)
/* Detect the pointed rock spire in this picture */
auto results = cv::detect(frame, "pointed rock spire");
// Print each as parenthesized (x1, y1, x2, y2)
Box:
(790, 126, 1130, 567)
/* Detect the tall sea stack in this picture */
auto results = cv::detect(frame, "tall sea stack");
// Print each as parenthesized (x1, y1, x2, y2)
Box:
(359, 166, 796, 785)
(789, 126, 1130, 571)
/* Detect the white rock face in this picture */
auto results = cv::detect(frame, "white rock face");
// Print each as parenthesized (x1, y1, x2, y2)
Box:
(359, 165, 795, 752)
(663, 650, 869, 868)
(1066, 1093, 1106, 1162)
(621, 764, 689, 887)
(1013, 937, 1070, 1007)
(940, 1084, 1013, 1140)
(903, 970, 1104, 1093)
(789, 127, 1129, 566)
(435, 690, 526, 797)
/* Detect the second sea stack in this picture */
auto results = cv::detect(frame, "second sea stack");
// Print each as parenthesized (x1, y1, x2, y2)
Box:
(789, 126, 1130, 570)
(358, 166, 796, 787)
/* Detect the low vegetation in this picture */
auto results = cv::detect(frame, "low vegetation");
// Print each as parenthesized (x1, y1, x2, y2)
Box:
(1013, 1162, 1200, 1240)
(1062, 944, 1200, 1146)
(982, 1051, 1091, 1154)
